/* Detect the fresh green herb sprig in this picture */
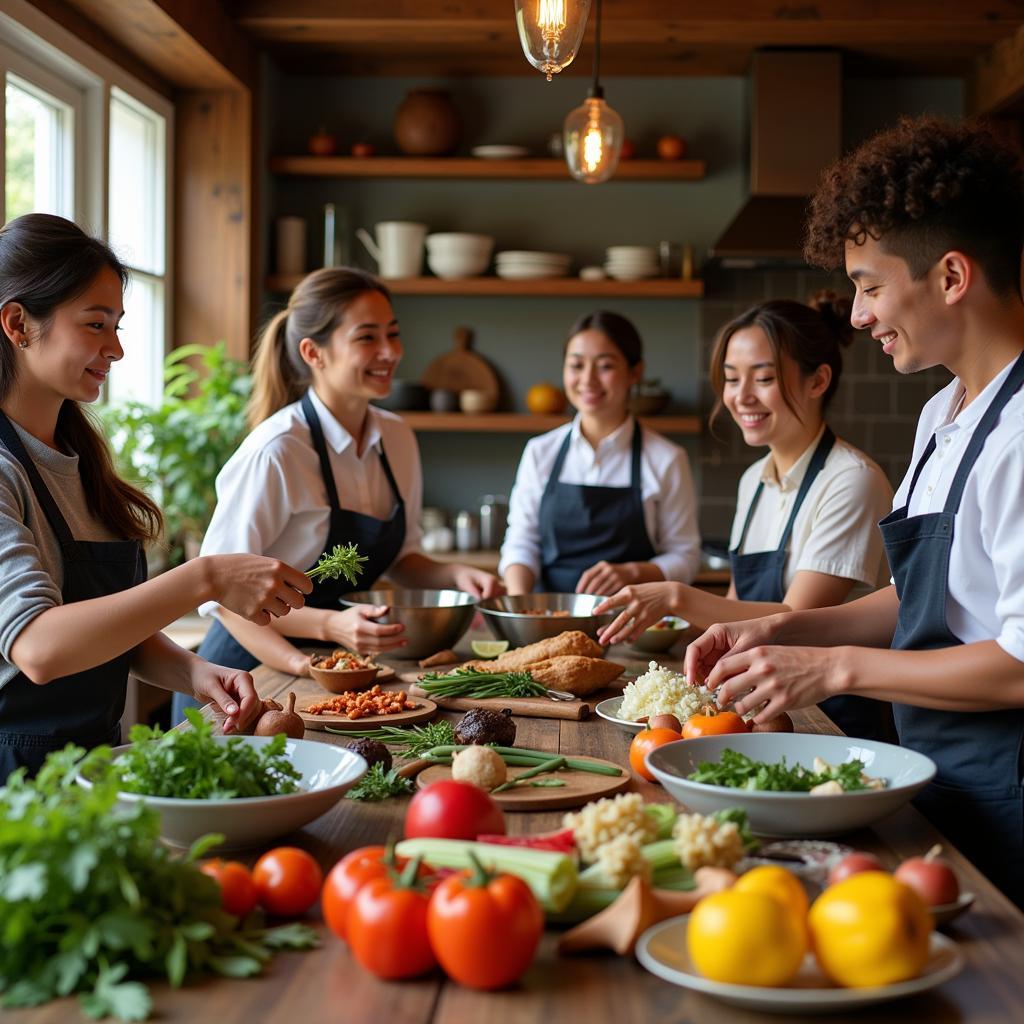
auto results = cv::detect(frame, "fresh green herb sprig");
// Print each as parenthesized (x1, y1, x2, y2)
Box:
(418, 668, 546, 700)
(112, 709, 301, 800)
(306, 543, 368, 586)
(688, 749, 877, 793)
(328, 720, 455, 759)
(0, 746, 317, 1022)
(346, 762, 414, 802)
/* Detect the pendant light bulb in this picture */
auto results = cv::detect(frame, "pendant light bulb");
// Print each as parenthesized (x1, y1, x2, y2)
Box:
(563, 93, 624, 184)
(514, 0, 592, 80)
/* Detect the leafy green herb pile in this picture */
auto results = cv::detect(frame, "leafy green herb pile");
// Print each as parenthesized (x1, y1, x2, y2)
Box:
(112, 709, 301, 800)
(345, 763, 414, 802)
(0, 747, 317, 1021)
(306, 542, 368, 586)
(418, 668, 547, 699)
(687, 749, 877, 792)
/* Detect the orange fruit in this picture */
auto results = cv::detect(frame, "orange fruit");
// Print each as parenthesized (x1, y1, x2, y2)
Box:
(734, 865, 809, 943)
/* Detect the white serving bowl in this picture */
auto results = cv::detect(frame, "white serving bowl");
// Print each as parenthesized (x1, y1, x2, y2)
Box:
(425, 233, 494, 278)
(646, 733, 936, 837)
(78, 735, 367, 851)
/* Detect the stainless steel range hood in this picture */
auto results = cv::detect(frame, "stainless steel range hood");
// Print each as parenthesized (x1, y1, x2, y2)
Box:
(709, 51, 842, 268)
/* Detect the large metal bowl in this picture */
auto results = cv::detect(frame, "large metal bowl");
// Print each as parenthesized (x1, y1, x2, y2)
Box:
(478, 592, 616, 647)
(339, 589, 477, 659)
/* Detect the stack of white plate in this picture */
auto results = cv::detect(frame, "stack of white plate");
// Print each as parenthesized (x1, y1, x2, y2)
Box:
(495, 251, 572, 280)
(605, 245, 659, 281)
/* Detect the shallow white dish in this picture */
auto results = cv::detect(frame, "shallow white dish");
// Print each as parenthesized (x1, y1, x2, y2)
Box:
(471, 144, 530, 159)
(496, 265, 571, 280)
(496, 250, 571, 262)
(78, 735, 367, 851)
(645, 733, 937, 837)
(636, 916, 964, 1014)
(605, 266, 659, 281)
(595, 695, 646, 733)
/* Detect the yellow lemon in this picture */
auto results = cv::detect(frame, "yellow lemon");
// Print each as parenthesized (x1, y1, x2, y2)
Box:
(687, 890, 807, 987)
(809, 871, 932, 988)
(734, 865, 810, 937)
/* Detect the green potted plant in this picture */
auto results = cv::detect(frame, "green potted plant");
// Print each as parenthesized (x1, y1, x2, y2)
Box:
(99, 342, 252, 567)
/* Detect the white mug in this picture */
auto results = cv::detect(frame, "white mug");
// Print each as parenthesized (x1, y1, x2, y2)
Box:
(356, 221, 427, 278)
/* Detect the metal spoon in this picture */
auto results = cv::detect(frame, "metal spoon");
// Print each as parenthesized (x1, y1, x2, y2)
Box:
(544, 688, 578, 701)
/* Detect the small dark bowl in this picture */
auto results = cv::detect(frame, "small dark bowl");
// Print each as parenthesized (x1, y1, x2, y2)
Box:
(373, 380, 429, 411)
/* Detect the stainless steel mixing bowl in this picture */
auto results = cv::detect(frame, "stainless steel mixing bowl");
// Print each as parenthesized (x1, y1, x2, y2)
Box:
(477, 592, 616, 647)
(339, 589, 477, 659)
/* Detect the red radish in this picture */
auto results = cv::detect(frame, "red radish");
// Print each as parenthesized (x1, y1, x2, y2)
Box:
(827, 851, 885, 887)
(894, 845, 960, 906)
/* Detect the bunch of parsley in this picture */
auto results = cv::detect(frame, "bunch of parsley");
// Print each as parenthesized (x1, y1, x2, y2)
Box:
(688, 749, 873, 792)
(0, 746, 317, 1021)
(114, 709, 301, 799)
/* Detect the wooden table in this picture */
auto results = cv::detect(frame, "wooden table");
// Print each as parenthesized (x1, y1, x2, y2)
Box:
(13, 642, 1024, 1023)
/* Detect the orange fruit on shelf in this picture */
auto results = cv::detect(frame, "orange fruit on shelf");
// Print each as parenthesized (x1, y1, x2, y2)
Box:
(525, 382, 566, 415)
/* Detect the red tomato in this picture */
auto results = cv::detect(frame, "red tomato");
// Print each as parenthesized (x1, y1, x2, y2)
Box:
(405, 780, 505, 840)
(681, 706, 750, 739)
(894, 850, 960, 906)
(252, 846, 323, 917)
(322, 846, 392, 941)
(199, 859, 258, 917)
(427, 867, 543, 989)
(656, 134, 688, 160)
(347, 869, 436, 979)
(629, 727, 684, 781)
(350, 141, 375, 158)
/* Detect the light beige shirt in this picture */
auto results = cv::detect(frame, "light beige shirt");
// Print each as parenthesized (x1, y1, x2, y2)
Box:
(728, 426, 893, 594)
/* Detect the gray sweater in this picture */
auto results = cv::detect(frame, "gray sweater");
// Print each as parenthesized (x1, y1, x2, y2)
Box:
(0, 421, 118, 689)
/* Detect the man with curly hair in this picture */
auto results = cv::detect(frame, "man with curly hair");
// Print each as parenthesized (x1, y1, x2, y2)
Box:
(684, 115, 1024, 907)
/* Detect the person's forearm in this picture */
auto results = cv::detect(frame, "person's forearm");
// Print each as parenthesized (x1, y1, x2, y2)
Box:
(628, 561, 666, 584)
(503, 563, 535, 596)
(263, 604, 333, 639)
(219, 610, 311, 676)
(11, 560, 219, 684)
(835, 639, 1024, 711)
(130, 632, 200, 695)
(673, 583, 789, 630)
(771, 586, 899, 649)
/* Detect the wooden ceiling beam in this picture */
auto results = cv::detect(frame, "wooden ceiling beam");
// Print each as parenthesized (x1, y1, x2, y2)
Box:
(972, 25, 1024, 115)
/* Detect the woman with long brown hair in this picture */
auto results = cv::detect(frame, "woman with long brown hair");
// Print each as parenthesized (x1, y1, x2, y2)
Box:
(0, 214, 311, 779)
(178, 266, 501, 698)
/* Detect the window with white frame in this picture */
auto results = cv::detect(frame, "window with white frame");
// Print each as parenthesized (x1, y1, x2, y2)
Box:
(0, 4, 171, 406)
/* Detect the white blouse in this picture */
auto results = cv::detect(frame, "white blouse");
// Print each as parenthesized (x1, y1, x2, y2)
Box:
(198, 389, 422, 615)
(728, 426, 893, 595)
(893, 358, 1024, 663)
(499, 416, 701, 582)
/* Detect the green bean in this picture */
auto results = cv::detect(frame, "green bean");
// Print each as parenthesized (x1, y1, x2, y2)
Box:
(492, 757, 567, 793)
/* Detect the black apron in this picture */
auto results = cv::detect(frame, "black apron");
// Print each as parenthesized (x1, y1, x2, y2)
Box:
(0, 411, 145, 782)
(538, 423, 657, 593)
(190, 394, 407, 678)
(880, 352, 1024, 907)
(730, 428, 894, 741)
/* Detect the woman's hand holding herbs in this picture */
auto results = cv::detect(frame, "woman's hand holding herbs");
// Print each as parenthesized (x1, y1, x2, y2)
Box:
(205, 554, 313, 625)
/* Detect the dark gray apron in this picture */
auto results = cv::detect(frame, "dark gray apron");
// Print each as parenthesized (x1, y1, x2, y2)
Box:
(538, 424, 656, 593)
(880, 352, 1024, 907)
(174, 395, 407, 720)
(730, 428, 894, 741)
(0, 410, 145, 781)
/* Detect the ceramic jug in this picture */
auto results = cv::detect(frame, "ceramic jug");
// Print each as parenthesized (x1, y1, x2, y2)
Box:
(356, 221, 427, 279)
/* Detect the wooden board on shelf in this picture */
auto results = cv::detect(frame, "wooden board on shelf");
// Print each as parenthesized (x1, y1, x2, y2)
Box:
(269, 156, 706, 181)
(419, 326, 499, 402)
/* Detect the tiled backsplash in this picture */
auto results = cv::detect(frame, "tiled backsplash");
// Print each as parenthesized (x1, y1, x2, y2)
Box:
(697, 267, 952, 542)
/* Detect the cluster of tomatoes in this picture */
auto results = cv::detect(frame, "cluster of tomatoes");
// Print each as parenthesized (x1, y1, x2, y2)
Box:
(628, 705, 751, 781)
(200, 846, 323, 918)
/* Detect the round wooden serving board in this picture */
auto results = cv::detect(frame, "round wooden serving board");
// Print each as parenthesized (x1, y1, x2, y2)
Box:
(299, 697, 437, 732)
(416, 754, 631, 810)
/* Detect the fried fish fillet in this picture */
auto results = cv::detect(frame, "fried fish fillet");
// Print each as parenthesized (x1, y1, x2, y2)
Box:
(527, 656, 625, 696)
(462, 630, 603, 672)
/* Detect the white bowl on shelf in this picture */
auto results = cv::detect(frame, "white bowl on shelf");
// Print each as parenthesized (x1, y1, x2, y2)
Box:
(425, 233, 494, 279)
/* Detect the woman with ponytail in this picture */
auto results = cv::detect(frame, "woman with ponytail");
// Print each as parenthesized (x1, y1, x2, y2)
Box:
(0, 214, 312, 779)
(595, 294, 895, 739)
(179, 266, 501, 694)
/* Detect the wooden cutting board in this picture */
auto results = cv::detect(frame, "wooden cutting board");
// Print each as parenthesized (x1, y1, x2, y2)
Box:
(284, 672, 438, 732)
(415, 756, 631, 811)
(419, 326, 499, 400)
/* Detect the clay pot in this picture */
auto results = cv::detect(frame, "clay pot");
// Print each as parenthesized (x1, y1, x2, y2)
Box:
(394, 89, 461, 156)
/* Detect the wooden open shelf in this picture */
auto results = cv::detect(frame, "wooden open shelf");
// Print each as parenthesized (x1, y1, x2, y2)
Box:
(269, 156, 706, 181)
(398, 412, 700, 434)
(265, 275, 703, 298)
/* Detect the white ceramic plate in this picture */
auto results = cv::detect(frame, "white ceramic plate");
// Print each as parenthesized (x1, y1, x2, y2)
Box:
(496, 266, 571, 280)
(471, 144, 530, 159)
(636, 916, 964, 1014)
(78, 735, 367, 851)
(595, 695, 646, 733)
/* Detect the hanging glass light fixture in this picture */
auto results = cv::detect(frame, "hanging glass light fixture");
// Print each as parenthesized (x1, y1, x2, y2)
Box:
(562, 0, 623, 184)
(514, 0, 592, 81)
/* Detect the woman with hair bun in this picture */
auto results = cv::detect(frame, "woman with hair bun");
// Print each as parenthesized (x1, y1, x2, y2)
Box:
(175, 267, 501, 711)
(596, 294, 894, 738)
(500, 310, 701, 597)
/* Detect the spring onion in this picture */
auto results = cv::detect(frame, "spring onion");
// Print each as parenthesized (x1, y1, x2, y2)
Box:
(395, 837, 577, 913)
(492, 756, 566, 793)
(417, 669, 546, 699)
(422, 745, 622, 777)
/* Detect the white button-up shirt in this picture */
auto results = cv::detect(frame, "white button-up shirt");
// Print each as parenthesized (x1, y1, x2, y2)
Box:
(198, 389, 422, 615)
(893, 357, 1024, 663)
(729, 426, 894, 595)
(499, 416, 701, 582)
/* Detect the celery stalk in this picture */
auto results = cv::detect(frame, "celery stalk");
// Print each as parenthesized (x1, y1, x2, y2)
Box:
(395, 837, 577, 913)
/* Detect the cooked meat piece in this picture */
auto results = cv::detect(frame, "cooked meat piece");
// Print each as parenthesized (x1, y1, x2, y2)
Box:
(344, 738, 392, 772)
(528, 656, 625, 696)
(454, 707, 517, 747)
(419, 648, 460, 669)
(462, 630, 603, 672)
